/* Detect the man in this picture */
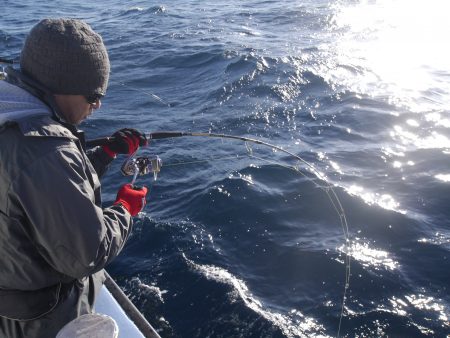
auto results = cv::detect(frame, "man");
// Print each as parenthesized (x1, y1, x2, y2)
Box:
(0, 18, 148, 337)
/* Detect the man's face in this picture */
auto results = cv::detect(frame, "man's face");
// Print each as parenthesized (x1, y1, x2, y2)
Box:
(54, 95, 101, 125)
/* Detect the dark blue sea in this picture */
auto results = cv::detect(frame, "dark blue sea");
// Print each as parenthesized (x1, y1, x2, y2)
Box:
(2, 0, 450, 337)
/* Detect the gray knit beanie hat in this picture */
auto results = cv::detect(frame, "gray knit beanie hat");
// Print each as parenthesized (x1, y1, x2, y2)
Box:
(20, 18, 110, 96)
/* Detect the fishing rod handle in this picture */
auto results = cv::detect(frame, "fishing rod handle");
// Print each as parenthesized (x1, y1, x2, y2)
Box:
(0, 57, 15, 64)
(85, 137, 112, 147)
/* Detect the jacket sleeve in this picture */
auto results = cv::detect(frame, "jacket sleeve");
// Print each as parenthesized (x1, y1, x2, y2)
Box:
(12, 141, 132, 279)
(86, 146, 114, 178)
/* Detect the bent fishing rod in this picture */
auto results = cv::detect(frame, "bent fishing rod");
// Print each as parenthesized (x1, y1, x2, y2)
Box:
(88, 130, 350, 261)
(88, 131, 317, 172)
(89, 131, 351, 337)
(87, 130, 348, 235)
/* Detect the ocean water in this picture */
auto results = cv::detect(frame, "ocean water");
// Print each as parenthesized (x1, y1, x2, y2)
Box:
(2, 0, 450, 337)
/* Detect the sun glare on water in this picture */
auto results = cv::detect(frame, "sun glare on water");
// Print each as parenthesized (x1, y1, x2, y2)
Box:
(317, 0, 450, 212)
(331, 0, 450, 112)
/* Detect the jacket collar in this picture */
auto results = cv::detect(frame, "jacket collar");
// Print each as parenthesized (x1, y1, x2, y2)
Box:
(18, 114, 79, 141)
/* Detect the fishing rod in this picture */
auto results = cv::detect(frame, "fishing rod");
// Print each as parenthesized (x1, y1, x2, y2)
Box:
(89, 131, 316, 173)
(88, 131, 351, 337)
(0, 57, 15, 64)
(87, 130, 348, 234)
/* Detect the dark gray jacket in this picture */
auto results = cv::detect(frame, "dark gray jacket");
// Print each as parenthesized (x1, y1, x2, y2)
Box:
(0, 79, 131, 323)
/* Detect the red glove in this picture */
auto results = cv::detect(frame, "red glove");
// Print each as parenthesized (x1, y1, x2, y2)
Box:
(114, 184, 148, 216)
(102, 128, 147, 158)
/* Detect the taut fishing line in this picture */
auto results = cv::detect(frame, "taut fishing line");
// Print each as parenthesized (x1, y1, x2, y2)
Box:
(117, 82, 170, 106)
(88, 131, 351, 337)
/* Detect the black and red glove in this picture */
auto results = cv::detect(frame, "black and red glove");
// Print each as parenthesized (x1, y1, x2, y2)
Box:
(102, 128, 147, 158)
(114, 184, 148, 216)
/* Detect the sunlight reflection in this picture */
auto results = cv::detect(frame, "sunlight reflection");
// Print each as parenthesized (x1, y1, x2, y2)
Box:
(228, 172, 254, 185)
(329, 160, 344, 175)
(405, 294, 449, 324)
(384, 294, 450, 334)
(346, 185, 404, 213)
(382, 146, 405, 157)
(435, 174, 450, 183)
(331, 0, 450, 111)
(418, 231, 450, 245)
(425, 112, 450, 128)
(392, 161, 402, 168)
(406, 119, 420, 127)
(391, 125, 450, 149)
(341, 241, 398, 271)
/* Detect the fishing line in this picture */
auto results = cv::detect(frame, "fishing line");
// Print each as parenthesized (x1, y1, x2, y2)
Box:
(91, 131, 351, 337)
(0, 62, 171, 106)
(117, 82, 170, 106)
(242, 151, 350, 337)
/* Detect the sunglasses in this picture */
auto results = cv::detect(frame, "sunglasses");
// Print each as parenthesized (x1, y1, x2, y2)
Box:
(85, 93, 104, 104)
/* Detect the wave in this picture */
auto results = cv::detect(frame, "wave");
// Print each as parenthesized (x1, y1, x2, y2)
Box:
(118, 5, 166, 17)
(146, 50, 225, 69)
(185, 255, 329, 338)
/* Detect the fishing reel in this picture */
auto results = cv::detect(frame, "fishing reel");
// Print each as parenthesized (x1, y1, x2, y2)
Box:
(121, 155, 162, 184)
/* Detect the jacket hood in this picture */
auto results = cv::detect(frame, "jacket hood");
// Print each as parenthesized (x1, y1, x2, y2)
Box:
(0, 79, 51, 126)
(0, 80, 77, 140)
